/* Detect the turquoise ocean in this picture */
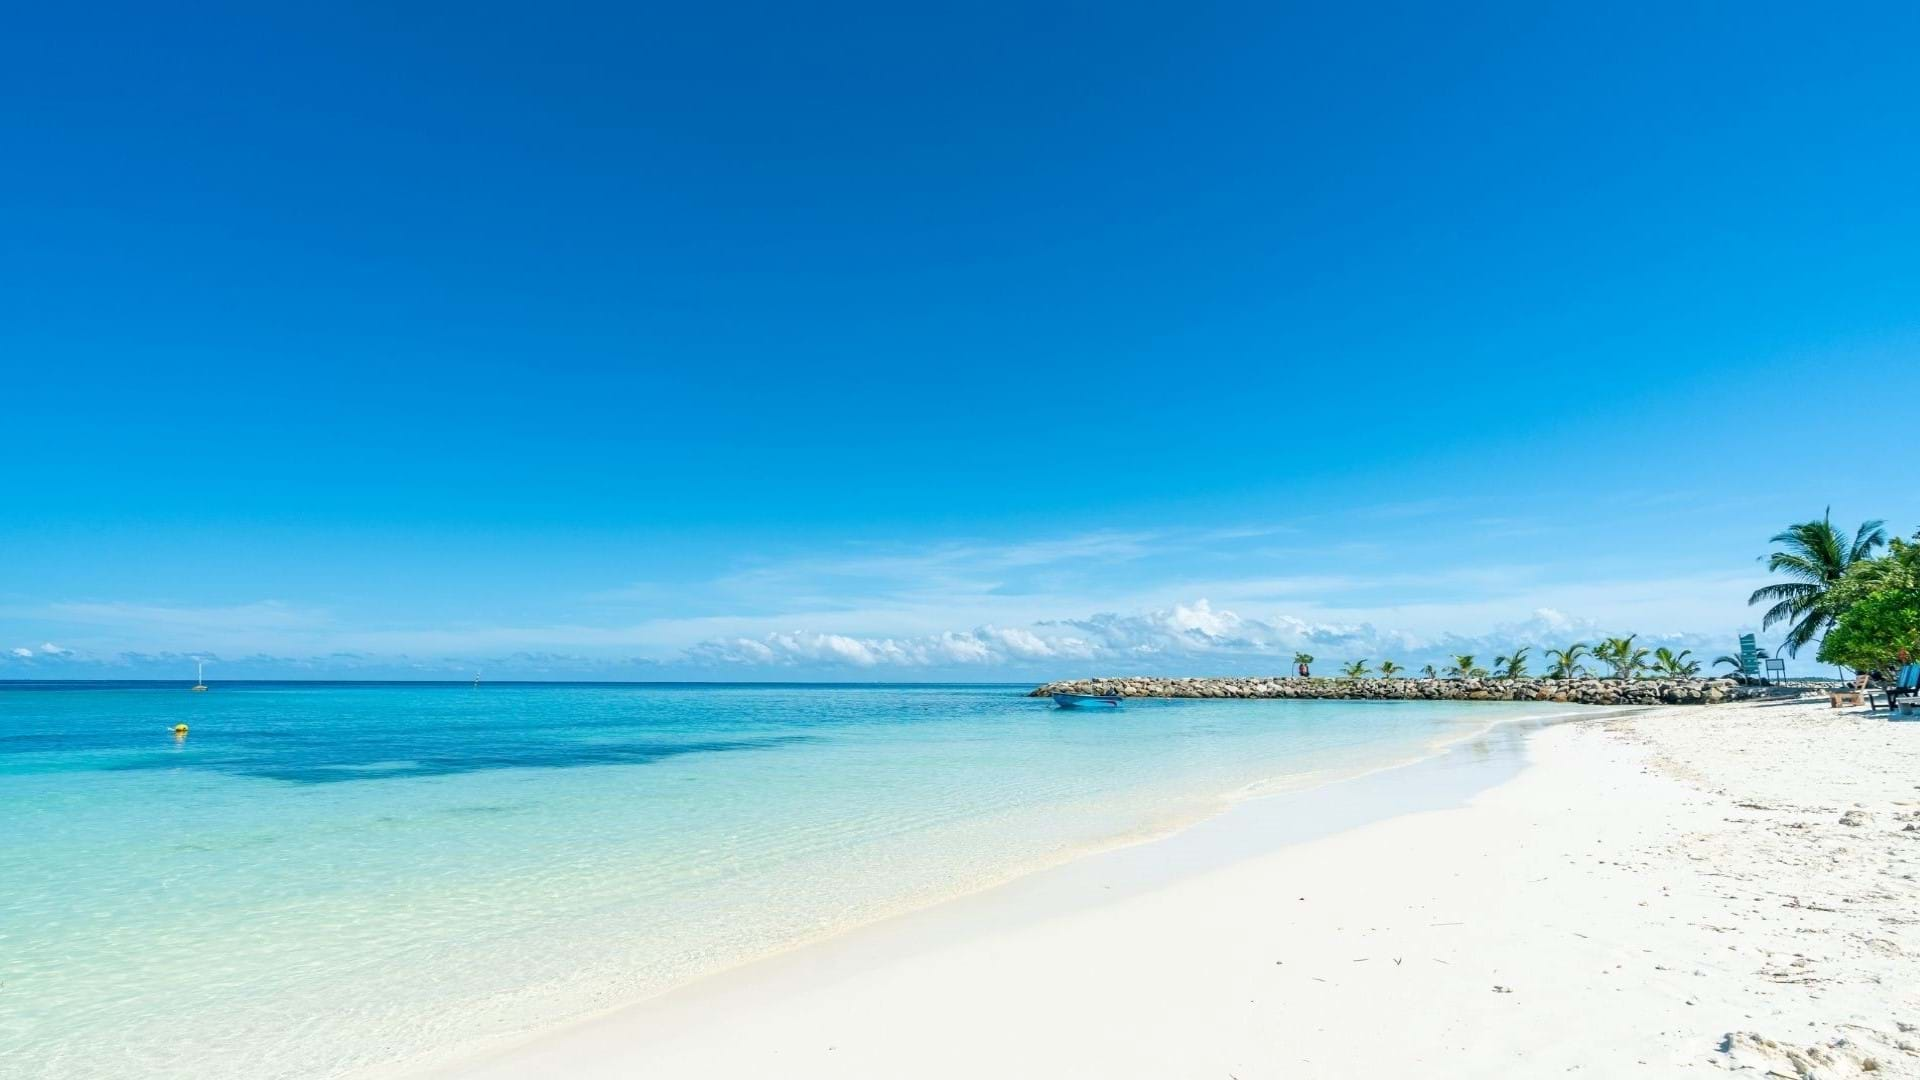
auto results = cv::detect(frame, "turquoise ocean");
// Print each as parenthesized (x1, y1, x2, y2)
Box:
(1, 682, 1585, 1078)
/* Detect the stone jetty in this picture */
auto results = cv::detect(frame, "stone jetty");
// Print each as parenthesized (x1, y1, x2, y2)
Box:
(1030, 675, 1761, 706)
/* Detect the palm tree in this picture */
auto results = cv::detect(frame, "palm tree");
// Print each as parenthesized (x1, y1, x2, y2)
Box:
(1749, 511, 1887, 656)
(1543, 643, 1589, 680)
(1341, 659, 1371, 679)
(1493, 647, 1531, 680)
(1420, 664, 1438, 680)
(1378, 660, 1402, 678)
(1593, 637, 1617, 674)
(1445, 654, 1485, 679)
(1593, 635, 1651, 680)
(1292, 652, 1314, 677)
(1652, 647, 1700, 677)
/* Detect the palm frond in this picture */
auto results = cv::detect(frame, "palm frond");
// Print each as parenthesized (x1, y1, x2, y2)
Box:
(1755, 593, 1821, 631)
(1748, 582, 1818, 605)
(1780, 614, 1825, 657)
(1762, 553, 1830, 582)
(1850, 519, 1888, 562)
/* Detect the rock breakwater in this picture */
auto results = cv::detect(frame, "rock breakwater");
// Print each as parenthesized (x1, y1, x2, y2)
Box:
(1031, 675, 1764, 706)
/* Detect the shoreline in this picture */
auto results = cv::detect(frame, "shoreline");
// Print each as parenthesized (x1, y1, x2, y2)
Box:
(409, 706, 1602, 1079)
(421, 723, 1552, 1079)
(423, 696, 1920, 1079)
(4, 689, 1604, 1080)
(363, 700, 1618, 1080)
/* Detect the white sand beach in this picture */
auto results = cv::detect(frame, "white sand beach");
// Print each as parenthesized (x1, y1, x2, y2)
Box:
(437, 697, 1920, 1079)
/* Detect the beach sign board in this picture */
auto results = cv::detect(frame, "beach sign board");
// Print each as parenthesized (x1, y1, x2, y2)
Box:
(1738, 633, 1759, 676)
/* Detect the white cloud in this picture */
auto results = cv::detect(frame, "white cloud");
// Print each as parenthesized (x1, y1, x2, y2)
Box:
(4, 521, 1773, 676)
(676, 597, 1743, 675)
(979, 625, 1068, 659)
(2, 596, 1753, 678)
(688, 629, 1008, 668)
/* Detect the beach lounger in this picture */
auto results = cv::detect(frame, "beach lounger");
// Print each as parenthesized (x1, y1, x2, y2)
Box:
(1831, 673, 1869, 708)
(1866, 663, 1920, 715)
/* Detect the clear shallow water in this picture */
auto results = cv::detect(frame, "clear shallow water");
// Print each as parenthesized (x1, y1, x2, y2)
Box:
(0, 682, 1583, 1078)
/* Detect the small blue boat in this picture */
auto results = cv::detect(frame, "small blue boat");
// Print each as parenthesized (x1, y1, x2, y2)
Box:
(1051, 692, 1121, 708)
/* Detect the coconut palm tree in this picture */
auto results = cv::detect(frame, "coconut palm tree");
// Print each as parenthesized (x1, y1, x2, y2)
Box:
(1493, 647, 1531, 680)
(1420, 664, 1438, 680)
(1445, 654, 1485, 679)
(1378, 660, 1402, 678)
(1543, 643, 1589, 680)
(1592, 636, 1622, 678)
(1593, 635, 1651, 680)
(1341, 659, 1371, 679)
(1652, 647, 1700, 677)
(1749, 511, 1887, 656)
(1292, 652, 1314, 677)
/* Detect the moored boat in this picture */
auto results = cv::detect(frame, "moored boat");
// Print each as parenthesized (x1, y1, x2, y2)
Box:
(1050, 692, 1120, 708)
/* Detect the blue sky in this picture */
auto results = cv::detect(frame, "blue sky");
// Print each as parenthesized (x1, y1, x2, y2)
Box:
(4, 3, 1916, 679)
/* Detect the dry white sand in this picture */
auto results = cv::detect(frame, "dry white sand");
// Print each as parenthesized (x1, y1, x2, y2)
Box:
(434, 697, 1920, 1079)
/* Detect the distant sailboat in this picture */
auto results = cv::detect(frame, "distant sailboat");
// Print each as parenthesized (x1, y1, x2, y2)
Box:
(472, 672, 482, 688)
(192, 660, 208, 692)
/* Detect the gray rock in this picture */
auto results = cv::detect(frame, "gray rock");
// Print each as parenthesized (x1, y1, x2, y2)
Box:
(1028, 674, 1765, 706)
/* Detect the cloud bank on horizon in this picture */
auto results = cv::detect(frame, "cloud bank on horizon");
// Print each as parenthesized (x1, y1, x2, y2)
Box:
(680, 601, 1730, 673)
(0, 598, 1757, 680)
(2, 523, 1781, 679)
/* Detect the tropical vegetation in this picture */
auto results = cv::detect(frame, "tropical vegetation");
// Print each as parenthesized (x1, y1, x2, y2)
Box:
(1812, 532, 1920, 676)
(1592, 635, 1650, 680)
(1492, 647, 1530, 680)
(1543, 643, 1589, 680)
(1652, 647, 1700, 677)
(1299, 514, 1918, 687)
(1276, 514, 1920, 690)
(1748, 511, 1886, 656)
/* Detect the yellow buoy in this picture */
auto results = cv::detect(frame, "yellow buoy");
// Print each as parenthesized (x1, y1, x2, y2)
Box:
(172, 723, 189, 736)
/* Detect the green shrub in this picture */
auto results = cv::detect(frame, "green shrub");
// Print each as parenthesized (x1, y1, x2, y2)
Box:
(1818, 587, 1920, 675)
